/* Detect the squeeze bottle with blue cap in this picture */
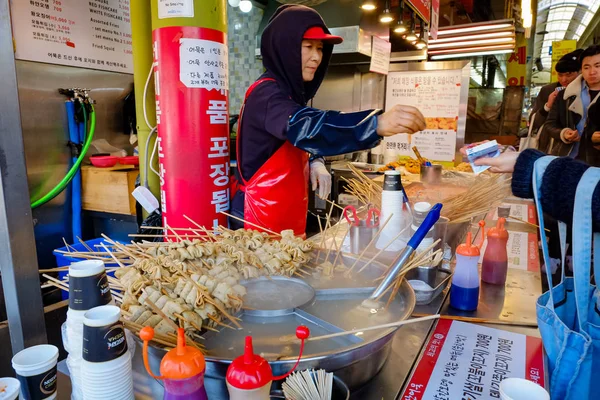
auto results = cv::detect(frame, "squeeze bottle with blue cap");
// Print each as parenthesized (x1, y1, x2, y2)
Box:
(450, 232, 482, 311)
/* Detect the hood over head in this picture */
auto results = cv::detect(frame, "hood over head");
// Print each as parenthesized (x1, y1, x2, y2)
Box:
(260, 5, 335, 105)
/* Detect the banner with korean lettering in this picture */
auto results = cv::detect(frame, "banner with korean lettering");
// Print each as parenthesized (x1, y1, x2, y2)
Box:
(153, 26, 229, 230)
(384, 69, 462, 165)
(406, 0, 431, 24)
(10, 0, 133, 73)
(507, 35, 527, 87)
(401, 320, 545, 400)
(551, 40, 577, 83)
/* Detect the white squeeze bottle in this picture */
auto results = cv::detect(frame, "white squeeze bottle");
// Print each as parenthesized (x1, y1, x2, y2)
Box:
(450, 231, 483, 311)
(377, 170, 409, 251)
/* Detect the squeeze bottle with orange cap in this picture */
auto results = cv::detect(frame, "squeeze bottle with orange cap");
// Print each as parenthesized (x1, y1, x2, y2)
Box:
(482, 217, 509, 285)
(450, 227, 484, 311)
(139, 327, 207, 399)
(226, 326, 310, 400)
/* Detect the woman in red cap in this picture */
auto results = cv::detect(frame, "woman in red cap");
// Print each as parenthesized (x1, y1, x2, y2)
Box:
(231, 4, 426, 236)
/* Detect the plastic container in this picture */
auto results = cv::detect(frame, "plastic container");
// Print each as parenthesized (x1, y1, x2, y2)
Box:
(499, 378, 549, 400)
(140, 327, 208, 400)
(377, 171, 410, 252)
(119, 156, 139, 166)
(90, 155, 118, 168)
(0, 377, 20, 400)
(450, 231, 482, 311)
(482, 218, 509, 285)
(11, 345, 59, 400)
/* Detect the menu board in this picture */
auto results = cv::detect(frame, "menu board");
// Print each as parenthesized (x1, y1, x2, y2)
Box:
(10, 0, 133, 73)
(385, 70, 462, 163)
(401, 320, 545, 400)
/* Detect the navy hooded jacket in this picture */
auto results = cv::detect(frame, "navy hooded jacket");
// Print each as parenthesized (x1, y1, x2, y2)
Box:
(236, 4, 383, 183)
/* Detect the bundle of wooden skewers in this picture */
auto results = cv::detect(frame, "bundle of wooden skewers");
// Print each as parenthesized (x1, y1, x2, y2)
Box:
(343, 162, 511, 224)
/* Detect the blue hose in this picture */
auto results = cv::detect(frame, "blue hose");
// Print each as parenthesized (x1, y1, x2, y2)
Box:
(66, 101, 82, 241)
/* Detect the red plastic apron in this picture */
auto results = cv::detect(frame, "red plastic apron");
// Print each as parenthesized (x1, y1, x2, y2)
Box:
(235, 78, 309, 236)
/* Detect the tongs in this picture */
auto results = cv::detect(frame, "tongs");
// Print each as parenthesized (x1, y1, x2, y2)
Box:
(343, 205, 381, 228)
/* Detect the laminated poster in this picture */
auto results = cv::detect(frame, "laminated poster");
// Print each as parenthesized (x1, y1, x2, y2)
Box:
(384, 70, 462, 163)
(10, 0, 133, 73)
(479, 230, 540, 273)
(401, 320, 545, 400)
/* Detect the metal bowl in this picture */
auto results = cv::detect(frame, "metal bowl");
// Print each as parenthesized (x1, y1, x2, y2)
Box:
(141, 253, 416, 389)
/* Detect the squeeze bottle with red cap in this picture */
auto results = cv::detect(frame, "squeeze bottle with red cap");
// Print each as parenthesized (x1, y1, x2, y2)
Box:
(226, 326, 310, 400)
(450, 230, 483, 311)
(139, 327, 207, 399)
(482, 217, 509, 285)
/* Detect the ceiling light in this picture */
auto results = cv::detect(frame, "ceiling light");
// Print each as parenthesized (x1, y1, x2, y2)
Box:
(430, 30, 514, 44)
(428, 44, 515, 55)
(404, 11, 416, 41)
(406, 30, 417, 41)
(361, 0, 377, 11)
(428, 36, 515, 49)
(437, 20, 514, 36)
(415, 22, 427, 50)
(379, 0, 393, 23)
(415, 39, 427, 49)
(430, 49, 513, 60)
(239, 0, 252, 13)
(228, 0, 240, 6)
(394, 20, 408, 34)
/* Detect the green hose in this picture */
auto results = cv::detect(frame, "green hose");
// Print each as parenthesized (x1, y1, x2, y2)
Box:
(30, 104, 95, 209)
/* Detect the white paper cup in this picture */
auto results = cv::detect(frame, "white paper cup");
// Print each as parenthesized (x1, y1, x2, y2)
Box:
(500, 378, 549, 400)
(83, 305, 120, 327)
(0, 377, 20, 400)
(11, 345, 59, 400)
(68, 260, 112, 313)
(69, 260, 105, 278)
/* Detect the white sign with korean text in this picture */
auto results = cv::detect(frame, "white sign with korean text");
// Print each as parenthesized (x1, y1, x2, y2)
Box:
(369, 36, 391, 75)
(10, 0, 133, 73)
(479, 230, 539, 272)
(401, 320, 545, 400)
(385, 70, 462, 162)
(158, 0, 194, 19)
(180, 38, 229, 91)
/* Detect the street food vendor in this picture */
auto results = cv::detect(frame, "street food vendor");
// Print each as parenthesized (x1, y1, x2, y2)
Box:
(230, 4, 426, 236)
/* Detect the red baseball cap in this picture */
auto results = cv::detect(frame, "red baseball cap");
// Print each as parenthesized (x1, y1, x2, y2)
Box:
(303, 26, 343, 45)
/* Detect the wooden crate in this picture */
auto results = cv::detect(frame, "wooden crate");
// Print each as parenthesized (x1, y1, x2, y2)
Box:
(81, 166, 138, 215)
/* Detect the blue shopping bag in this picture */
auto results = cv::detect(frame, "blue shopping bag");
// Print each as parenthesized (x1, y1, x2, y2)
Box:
(534, 156, 600, 399)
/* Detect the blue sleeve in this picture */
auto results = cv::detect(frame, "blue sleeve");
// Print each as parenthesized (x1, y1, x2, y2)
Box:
(286, 107, 383, 157)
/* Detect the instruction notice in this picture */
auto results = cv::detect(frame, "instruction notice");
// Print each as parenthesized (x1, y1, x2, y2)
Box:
(10, 0, 132, 73)
(479, 231, 540, 272)
(385, 70, 462, 163)
(369, 36, 391, 75)
(179, 38, 229, 91)
(488, 203, 537, 224)
(158, 0, 194, 19)
(401, 320, 545, 400)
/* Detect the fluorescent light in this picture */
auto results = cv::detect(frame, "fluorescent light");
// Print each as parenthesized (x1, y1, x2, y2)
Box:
(431, 49, 513, 60)
(428, 44, 515, 55)
(428, 37, 515, 49)
(437, 20, 514, 36)
(430, 30, 513, 44)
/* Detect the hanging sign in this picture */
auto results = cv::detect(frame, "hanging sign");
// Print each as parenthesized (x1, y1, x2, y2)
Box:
(369, 36, 391, 75)
(507, 35, 527, 86)
(406, 0, 431, 24)
(10, 0, 133, 73)
(401, 320, 546, 400)
(385, 69, 462, 164)
(551, 40, 577, 83)
(430, 0, 440, 40)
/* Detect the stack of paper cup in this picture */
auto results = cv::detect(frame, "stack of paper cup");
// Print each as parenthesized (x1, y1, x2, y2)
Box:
(499, 378, 549, 400)
(11, 345, 59, 400)
(63, 260, 114, 400)
(0, 377, 20, 400)
(377, 170, 410, 251)
(81, 305, 134, 400)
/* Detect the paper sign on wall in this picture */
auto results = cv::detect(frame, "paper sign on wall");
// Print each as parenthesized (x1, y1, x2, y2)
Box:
(401, 320, 545, 400)
(158, 0, 194, 19)
(369, 36, 391, 75)
(385, 70, 462, 162)
(10, 0, 133, 73)
(179, 38, 229, 91)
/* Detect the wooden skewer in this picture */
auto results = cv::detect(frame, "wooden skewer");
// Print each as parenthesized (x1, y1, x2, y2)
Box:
(316, 195, 345, 211)
(76, 237, 94, 252)
(100, 244, 126, 268)
(301, 315, 441, 343)
(44, 280, 69, 293)
(507, 215, 550, 232)
(62, 237, 76, 253)
(39, 266, 70, 273)
(183, 215, 212, 241)
(143, 297, 180, 332)
(357, 226, 410, 274)
(129, 233, 209, 239)
(332, 226, 351, 268)
(324, 220, 342, 263)
(345, 213, 394, 275)
(410, 313, 538, 327)
(316, 204, 335, 261)
(220, 211, 281, 237)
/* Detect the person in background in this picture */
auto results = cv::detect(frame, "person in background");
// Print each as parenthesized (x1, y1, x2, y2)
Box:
(231, 5, 425, 236)
(543, 45, 600, 166)
(531, 49, 582, 152)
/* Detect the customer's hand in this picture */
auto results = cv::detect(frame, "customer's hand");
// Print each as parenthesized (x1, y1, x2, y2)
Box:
(546, 90, 559, 110)
(564, 129, 580, 143)
(474, 150, 519, 173)
(592, 131, 600, 150)
(310, 159, 332, 199)
(459, 141, 489, 156)
(377, 105, 426, 136)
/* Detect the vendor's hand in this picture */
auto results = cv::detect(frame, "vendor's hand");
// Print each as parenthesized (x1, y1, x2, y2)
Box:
(564, 129, 580, 143)
(377, 105, 426, 136)
(546, 90, 559, 109)
(474, 150, 519, 173)
(592, 131, 600, 150)
(310, 159, 331, 199)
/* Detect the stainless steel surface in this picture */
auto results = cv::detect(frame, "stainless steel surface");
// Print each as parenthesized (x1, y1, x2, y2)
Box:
(420, 164, 443, 185)
(242, 276, 315, 317)
(0, 0, 47, 358)
(388, 61, 471, 161)
(370, 246, 414, 300)
(349, 222, 376, 254)
(407, 269, 453, 305)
